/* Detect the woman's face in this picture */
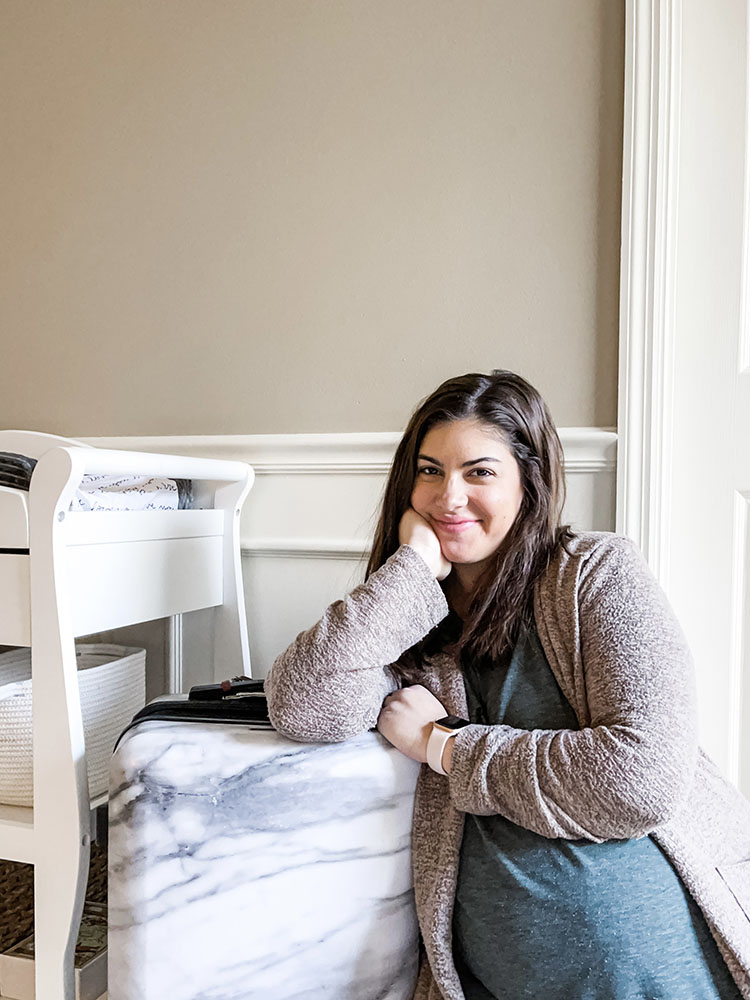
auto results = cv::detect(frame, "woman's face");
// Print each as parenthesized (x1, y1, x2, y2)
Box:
(410, 418, 524, 583)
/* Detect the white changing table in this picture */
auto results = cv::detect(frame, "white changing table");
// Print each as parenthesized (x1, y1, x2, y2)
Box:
(0, 430, 254, 1000)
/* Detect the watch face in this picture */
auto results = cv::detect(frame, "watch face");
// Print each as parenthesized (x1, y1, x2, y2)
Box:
(436, 715, 469, 731)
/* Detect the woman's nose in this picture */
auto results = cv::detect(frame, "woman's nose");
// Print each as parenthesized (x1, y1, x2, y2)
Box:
(439, 474, 468, 508)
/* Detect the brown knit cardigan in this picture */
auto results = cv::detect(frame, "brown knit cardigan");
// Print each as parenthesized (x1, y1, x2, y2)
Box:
(265, 532, 750, 999)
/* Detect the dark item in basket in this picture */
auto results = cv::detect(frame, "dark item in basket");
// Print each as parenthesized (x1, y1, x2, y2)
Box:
(174, 478, 193, 509)
(0, 453, 37, 491)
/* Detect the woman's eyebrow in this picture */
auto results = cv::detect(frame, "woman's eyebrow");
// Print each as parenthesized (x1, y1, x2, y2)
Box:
(417, 454, 502, 467)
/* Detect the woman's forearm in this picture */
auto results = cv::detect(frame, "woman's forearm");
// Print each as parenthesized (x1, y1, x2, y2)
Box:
(266, 544, 449, 741)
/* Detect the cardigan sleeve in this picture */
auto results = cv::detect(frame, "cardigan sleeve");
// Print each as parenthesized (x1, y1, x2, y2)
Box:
(447, 534, 699, 841)
(265, 543, 450, 743)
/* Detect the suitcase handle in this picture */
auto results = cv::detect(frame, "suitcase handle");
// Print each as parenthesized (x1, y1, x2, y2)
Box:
(188, 676, 264, 701)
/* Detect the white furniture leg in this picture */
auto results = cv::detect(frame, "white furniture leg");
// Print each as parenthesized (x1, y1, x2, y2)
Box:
(32, 834, 90, 1000)
(211, 479, 253, 680)
(31, 449, 92, 1000)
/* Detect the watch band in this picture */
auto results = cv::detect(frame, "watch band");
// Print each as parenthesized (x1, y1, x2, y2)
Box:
(426, 726, 457, 775)
(426, 716, 470, 775)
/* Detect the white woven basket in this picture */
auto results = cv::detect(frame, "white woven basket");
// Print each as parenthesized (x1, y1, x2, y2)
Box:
(0, 643, 146, 807)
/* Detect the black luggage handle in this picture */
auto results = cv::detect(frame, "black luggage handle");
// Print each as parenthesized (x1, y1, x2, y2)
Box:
(188, 675, 264, 701)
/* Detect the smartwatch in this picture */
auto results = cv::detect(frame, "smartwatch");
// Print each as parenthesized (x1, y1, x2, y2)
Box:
(426, 715, 470, 775)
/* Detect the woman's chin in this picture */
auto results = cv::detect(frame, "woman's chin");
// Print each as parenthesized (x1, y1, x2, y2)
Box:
(441, 541, 480, 561)
(439, 537, 498, 567)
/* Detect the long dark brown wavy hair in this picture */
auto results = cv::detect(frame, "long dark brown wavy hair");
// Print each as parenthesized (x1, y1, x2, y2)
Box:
(365, 370, 574, 670)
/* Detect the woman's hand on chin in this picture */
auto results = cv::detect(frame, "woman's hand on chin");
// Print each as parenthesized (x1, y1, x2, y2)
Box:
(376, 685, 447, 763)
(398, 508, 452, 581)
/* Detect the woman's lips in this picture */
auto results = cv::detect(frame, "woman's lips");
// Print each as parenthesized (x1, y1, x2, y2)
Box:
(433, 518, 477, 534)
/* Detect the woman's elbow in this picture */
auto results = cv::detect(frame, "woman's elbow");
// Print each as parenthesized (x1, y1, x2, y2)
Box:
(265, 657, 392, 744)
(266, 673, 375, 744)
(265, 661, 328, 739)
(602, 758, 695, 839)
(267, 700, 366, 744)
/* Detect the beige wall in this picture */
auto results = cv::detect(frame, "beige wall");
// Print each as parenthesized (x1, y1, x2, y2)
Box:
(1, 1, 623, 437)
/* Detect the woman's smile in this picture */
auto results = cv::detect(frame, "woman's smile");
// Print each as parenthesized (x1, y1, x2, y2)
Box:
(432, 517, 479, 534)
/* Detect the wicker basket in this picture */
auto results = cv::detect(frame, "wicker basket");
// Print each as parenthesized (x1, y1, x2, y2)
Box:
(0, 644, 146, 807)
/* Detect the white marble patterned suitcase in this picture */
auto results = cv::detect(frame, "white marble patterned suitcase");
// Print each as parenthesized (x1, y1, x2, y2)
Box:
(108, 720, 421, 1000)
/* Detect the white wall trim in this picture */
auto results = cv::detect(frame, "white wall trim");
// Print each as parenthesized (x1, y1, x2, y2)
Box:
(243, 538, 370, 560)
(78, 430, 616, 684)
(82, 428, 617, 562)
(82, 432, 401, 474)
(82, 427, 617, 476)
(617, 0, 682, 582)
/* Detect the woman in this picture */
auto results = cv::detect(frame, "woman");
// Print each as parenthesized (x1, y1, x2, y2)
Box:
(266, 370, 750, 999)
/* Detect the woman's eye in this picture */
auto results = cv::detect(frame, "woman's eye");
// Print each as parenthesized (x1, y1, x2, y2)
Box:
(416, 466, 493, 478)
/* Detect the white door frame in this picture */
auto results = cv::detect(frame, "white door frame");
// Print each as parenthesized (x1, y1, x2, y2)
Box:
(617, 0, 681, 578)
(618, 0, 749, 789)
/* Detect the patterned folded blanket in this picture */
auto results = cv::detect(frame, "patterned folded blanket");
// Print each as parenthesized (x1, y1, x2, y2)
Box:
(0, 452, 194, 510)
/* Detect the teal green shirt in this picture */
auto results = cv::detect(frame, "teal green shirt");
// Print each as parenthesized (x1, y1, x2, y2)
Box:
(452, 618, 740, 1000)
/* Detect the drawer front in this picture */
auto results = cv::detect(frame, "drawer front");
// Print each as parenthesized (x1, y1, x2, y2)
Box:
(67, 537, 223, 637)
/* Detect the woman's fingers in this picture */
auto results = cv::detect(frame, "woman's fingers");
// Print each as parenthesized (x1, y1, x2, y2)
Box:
(377, 685, 447, 763)
(398, 509, 452, 580)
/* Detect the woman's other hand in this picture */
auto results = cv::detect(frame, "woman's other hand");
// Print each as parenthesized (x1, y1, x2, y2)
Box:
(377, 685, 447, 763)
(398, 508, 452, 581)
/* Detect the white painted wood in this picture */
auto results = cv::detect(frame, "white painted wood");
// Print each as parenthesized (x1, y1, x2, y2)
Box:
(0, 499, 226, 551)
(243, 538, 373, 559)
(67, 537, 224, 637)
(665, 0, 749, 785)
(676, 0, 747, 788)
(167, 615, 184, 694)
(29, 444, 92, 1000)
(731, 492, 750, 791)
(64, 508, 224, 546)
(618, 0, 750, 789)
(81, 432, 405, 473)
(0, 430, 255, 997)
(85, 429, 615, 546)
(84, 428, 616, 476)
(0, 554, 31, 646)
(53, 444, 252, 485)
(559, 428, 618, 473)
(617, 0, 682, 581)
(734, 0, 750, 795)
(211, 477, 254, 681)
